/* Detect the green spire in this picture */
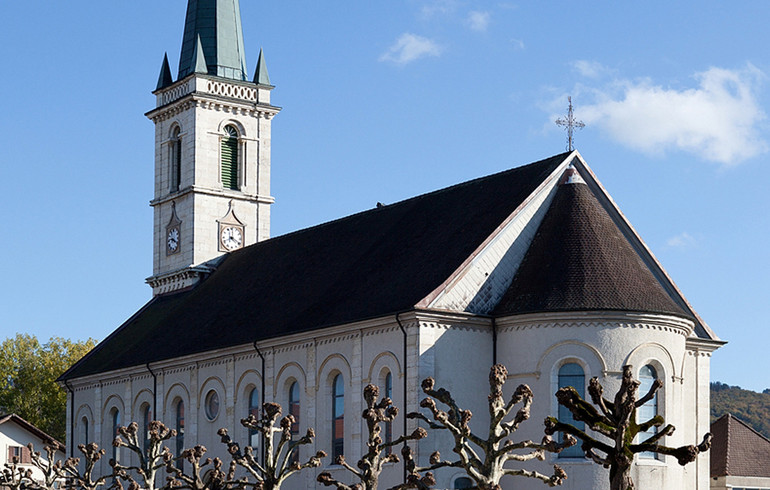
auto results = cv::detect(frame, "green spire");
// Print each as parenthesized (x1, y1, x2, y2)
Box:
(254, 48, 271, 86)
(192, 35, 208, 74)
(177, 0, 248, 81)
(156, 53, 174, 91)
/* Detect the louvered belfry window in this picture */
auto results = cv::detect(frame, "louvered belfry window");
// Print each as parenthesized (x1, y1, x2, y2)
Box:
(221, 125, 239, 190)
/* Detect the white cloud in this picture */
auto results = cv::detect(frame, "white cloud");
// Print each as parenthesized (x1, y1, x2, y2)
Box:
(666, 232, 697, 249)
(576, 64, 767, 165)
(421, 0, 459, 17)
(379, 33, 442, 65)
(467, 11, 490, 32)
(571, 60, 613, 79)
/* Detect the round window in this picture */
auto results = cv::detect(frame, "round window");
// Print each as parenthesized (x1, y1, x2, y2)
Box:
(205, 390, 220, 421)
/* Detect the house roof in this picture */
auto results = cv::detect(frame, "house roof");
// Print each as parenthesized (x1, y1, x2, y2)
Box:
(0, 413, 61, 448)
(711, 413, 770, 478)
(61, 153, 569, 381)
(493, 173, 690, 317)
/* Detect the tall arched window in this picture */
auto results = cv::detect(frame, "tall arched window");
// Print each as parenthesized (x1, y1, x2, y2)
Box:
(81, 417, 89, 445)
(171, 126, 182, 191)
(558, 363, 585, 458)
(289, 382, 300, 463)
(110, 409, 121, 464)
(221, 125, 239, 190)
(637, 364, 659, 459)
(384, 372, 393, 452)
(332, 374, 344, 460)
(248, 388, 260, 449)
(175, 400, 185, 470)
(454, 477, 473, 489)
(141, 403, 152, 453)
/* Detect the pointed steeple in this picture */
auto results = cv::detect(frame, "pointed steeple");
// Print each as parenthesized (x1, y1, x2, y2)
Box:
(178, 0, 248, 81)
(254, 48, 271, 86)
(192, 35, 208, 74)
(156, 53, 174, 91)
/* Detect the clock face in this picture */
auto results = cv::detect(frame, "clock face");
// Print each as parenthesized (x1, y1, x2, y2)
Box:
(167, 227, 180, 253)
(220, 226, 243, 251)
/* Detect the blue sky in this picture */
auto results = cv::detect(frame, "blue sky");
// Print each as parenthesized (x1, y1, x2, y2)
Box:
(0, 1, 767, 390)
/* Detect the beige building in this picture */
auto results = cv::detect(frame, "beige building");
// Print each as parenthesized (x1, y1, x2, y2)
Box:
(59, 1, 725, 489)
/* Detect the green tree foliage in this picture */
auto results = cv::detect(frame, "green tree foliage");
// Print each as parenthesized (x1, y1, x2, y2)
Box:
(0, 334, 96, 442)
(711, 382, 770, 439)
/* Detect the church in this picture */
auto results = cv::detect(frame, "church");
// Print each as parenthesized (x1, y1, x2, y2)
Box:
(59, 1, 724, 489)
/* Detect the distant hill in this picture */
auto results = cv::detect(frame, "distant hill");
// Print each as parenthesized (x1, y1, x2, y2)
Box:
(711, 382, 770, 439)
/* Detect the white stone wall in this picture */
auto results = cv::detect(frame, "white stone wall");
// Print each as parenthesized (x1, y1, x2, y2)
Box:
(148, 75, 278, 282)
(66, 309, 714, 489)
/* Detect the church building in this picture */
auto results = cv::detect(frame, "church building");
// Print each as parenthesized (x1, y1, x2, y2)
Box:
(59, 1, 724, 489)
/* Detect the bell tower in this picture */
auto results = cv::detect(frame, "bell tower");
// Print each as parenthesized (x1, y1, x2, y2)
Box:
(145, 0, 280, 295)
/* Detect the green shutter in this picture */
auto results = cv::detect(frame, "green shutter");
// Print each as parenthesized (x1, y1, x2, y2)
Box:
(221, 126, 239, 190)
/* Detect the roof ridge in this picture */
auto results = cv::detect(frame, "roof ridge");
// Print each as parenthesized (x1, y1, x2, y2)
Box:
(254, 152, 572, 248)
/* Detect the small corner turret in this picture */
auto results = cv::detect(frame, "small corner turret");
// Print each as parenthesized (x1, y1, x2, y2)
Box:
(145, 0, 281, 296)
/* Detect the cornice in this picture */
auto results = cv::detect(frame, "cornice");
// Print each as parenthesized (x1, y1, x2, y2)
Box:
(150, 186, 275, 207)
(685, 337, 727, 354)
(496, 310, 695, 338)
(145, 265, 215, 295)
(146, 91, 280, 123)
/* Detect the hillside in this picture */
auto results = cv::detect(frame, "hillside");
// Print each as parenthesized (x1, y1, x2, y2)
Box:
(711, 382, 770, 439)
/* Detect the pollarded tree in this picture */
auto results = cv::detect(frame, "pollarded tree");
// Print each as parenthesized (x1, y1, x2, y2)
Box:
(55, 442, 114, 490)
(26, 442, 65, 490)
(544, 365, 712, 490)
(316, 383, 428, 490)
(408, 364, 575, 489)
(163, 445, 232, 490)
(217, 402, 325, 490)
(111, 421, 177, 490)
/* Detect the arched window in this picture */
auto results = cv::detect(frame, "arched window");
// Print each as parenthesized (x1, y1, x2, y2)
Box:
(110, 409, 121, 464)
(332, 374, 344, 460)
(558, 363, 585, 458)
(384, 372, 393, 451)
(170, 126, 182, 192)
(221, 125, 239, 190)
(454, 477, 473, 489)
(175, 400, 185, 470)
(248, 388, 260, 449)
(637, 364, 659, 459)
(289, 382, 300, 463)
(141, 403, 152, 453)
(81, 416, 89, 445)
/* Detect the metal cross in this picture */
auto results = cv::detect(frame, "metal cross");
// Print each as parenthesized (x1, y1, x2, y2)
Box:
(555, 96, 585, 151)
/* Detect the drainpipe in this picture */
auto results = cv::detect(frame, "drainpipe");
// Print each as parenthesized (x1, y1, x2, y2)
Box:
(395, 311, 409, 482)
(64, 380, 74, 455)
(492, 317, 498, 366)
(147, 363, 158, 418)
(253, 340, 266, 465)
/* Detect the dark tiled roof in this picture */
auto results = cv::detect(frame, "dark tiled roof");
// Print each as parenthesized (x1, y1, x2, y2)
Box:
(493, 180, 691, 318)
(61, 153, 568, 380)
(711, 413, 770, 478)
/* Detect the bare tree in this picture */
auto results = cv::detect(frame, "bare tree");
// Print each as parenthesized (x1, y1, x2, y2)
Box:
(26, 442, 64, 490)
(111, 421, 176, 490)
(56, 443, 115, 490)
(217, 402, 325, 490)
(163, 445, 232, 490)
(316, 384, 428, 490)
(386, 446, 435, 490)
(407, 364, 574, 489)
(544, 365, 712, 490)
(1, 456, 35, 490)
